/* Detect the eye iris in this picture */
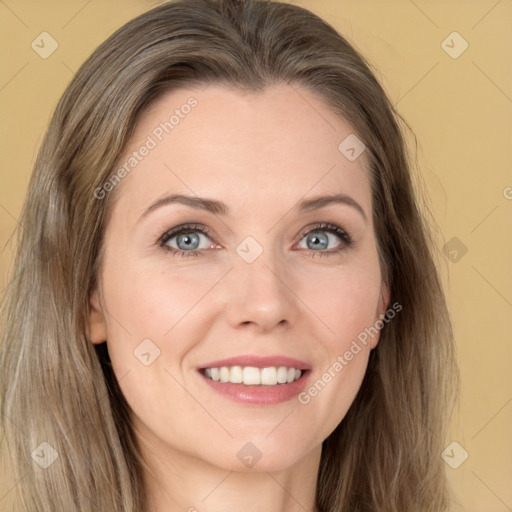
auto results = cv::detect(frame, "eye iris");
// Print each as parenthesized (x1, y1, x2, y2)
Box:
(177, 232, 200, 250)
(307, 231, 328, 250)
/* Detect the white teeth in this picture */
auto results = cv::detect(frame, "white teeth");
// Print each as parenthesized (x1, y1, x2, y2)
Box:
(203, 365, 303, 385)
(277, 366, 288, 383)
(230, 365, 243, 383)
(219, 367, 230, 383)
(243, 367, 261, 385)
(261, 367, 277, 386)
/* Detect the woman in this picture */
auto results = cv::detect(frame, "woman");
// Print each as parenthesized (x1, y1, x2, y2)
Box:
(0, 0, 459, 510)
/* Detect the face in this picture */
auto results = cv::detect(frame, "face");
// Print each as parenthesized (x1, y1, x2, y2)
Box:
(88, 83, 389, 473)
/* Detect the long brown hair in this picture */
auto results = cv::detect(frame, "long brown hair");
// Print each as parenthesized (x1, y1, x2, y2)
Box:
(0, 0, 459, 510)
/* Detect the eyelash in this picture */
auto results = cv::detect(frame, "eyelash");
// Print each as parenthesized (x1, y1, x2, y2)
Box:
(157, 222, 353, 259)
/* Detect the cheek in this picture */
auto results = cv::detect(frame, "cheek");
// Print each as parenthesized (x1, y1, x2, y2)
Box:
(101, 261, 213, 348)
(299, 349, 369, 445)
(293, 258, 381, 433)
(300, 257, 383, 349)
(98, 264, 213, 441)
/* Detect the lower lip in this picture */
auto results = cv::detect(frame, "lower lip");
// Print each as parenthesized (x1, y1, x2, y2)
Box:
(198, 370, 311, 405)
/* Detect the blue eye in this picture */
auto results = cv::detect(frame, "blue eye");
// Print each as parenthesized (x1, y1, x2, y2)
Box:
(297, 223, 353, 258)
(158, 222, 353, 258)
(159, 224, 212, 257)
(170, 231, 202, 250)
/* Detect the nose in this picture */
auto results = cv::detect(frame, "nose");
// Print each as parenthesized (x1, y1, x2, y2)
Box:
(222, 248, 301, 333)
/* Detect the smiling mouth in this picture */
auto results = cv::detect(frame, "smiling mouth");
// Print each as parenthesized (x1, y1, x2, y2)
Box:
(199, 366, 308, 386)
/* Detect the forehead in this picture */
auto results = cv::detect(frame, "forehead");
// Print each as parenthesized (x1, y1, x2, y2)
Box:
(109, 83, 371, 220)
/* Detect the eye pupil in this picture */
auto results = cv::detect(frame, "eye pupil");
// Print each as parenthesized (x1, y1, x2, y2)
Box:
(177, 232, 200, 250)
(307, 231, 328, 250)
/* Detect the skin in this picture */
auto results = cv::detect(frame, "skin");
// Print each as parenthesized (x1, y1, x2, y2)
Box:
(88, 83, 390, 512)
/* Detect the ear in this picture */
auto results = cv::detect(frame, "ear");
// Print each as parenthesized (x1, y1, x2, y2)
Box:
(370, 280, 391, 350)
(88, 288, 107, 345)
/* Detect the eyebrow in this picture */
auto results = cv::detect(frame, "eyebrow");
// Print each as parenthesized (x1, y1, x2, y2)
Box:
(299, 193, 367, 223)
(138, 192, 367, 223)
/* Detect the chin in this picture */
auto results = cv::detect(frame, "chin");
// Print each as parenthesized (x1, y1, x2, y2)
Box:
(209, 438, 313, 473)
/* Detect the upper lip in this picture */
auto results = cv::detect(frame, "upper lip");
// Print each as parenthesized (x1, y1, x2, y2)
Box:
(198, 355, 311, 371)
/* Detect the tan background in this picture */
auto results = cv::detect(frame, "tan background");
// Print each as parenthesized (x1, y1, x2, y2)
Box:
(1, 1, 511, 510)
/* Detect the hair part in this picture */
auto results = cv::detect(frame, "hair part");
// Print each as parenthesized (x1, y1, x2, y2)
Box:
(0, 0, 459, 510)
